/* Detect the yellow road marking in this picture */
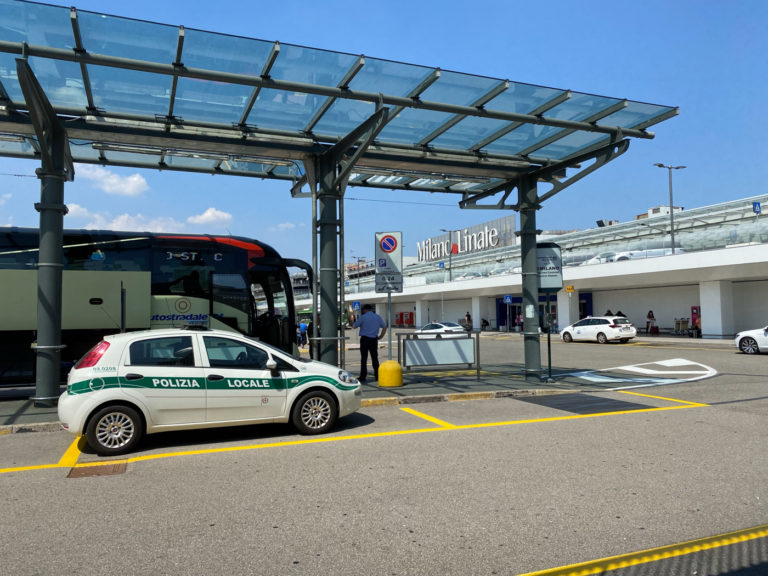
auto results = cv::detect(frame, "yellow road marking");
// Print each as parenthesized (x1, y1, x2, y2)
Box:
(400, 406, 455, 428)
(619, 390, 709, 407)
(518, 523, 768, 575)
(0, 394, 707, 475)
(57, 436, 82, 467)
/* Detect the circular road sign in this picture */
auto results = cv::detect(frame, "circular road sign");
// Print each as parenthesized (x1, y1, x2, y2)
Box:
(380, 235, 398, 253)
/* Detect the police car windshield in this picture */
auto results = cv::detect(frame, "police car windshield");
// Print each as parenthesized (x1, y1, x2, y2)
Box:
(243, 334, 311, 363)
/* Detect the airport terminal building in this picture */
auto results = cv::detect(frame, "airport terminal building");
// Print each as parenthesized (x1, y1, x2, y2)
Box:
(342, 194, 768, 338)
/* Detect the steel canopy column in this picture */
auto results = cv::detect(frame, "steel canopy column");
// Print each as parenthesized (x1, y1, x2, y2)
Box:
(33, 166, 68, 406)
(316, 156, 340, 366)
(518, 175, 542, 382)
(16, 58, 74, 406)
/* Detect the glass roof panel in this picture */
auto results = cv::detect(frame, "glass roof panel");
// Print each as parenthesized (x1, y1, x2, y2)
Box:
(347, 58, 435, 97)
(378, 108, 454, 146)
(430, 84, 567, 150)
(247, 87, 325, 132)
(547, 92, 625, 121)
(87, 65, 171, 117)
(0, 1, 678, 195)
(69, 143, 100, 162)
(164, 155, 219, 170)
(0, 135, 35, 156)
(0, 0, 71, 47)
(535, 131, 609, 160)
(28, 57, 88, 109)
(313, 58, 436, 138)
(172, 78, 250, 124)
(419, 71, 503, 105)
(310, 99, 377, 139)
(377, 71, 504, 145)
(482, 123, 561, 156)
(268, 43, 360, 86)
(76, 10, 180, 64)
(181, 30, 275, 76)
(599, 102, 678, 130)
(96, 149, 163, 167)
(482, 92, 624, 156)
(0, 53, 24, 101)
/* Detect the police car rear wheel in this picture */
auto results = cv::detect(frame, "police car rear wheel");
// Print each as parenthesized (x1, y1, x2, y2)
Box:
(292, 391, 337, 435)
(86, 405, 143, 456)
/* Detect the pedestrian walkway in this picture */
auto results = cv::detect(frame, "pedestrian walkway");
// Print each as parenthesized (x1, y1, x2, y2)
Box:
(0, 334, 731, 433)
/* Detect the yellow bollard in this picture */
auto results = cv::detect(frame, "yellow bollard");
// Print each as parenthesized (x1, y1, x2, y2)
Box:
(377, 360, 403, 387)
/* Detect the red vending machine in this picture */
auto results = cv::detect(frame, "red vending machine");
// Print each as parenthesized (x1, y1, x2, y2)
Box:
(403, 311, 413, 326)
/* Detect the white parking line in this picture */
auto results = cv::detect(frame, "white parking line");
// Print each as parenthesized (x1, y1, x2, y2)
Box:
(564, 357, 717, 390)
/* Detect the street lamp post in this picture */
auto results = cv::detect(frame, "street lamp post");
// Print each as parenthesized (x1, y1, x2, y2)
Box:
(355, 256, 366, 292)
(653, 163, 686, 254)
(440, 228, 454, 281)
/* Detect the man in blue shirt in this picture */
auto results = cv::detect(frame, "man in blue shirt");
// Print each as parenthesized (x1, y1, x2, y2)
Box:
(352, 303, 387, 382)
(299, 320, 308, 347)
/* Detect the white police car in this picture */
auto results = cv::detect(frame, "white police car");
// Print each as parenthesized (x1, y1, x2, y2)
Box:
(58, 327, 362, 456)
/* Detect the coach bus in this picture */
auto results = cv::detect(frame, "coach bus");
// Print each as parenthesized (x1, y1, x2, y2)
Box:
(0, 228, 311, 385)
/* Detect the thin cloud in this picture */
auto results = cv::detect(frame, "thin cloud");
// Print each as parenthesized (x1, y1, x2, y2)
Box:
(76, 164, 148, 196)
(66, 202, 91, 218)
(187, 207, 233, 226)
(81, 212, 184, 233)
(0, 193, 10, 206)
(269, 221, 301, 232)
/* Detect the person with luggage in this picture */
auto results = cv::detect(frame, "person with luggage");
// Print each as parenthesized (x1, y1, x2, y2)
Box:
(646, 310, 657, 335)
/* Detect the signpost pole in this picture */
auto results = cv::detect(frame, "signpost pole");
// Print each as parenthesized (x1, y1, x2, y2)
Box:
(546, 295, 553, 381)
(387, 290, 393, 360)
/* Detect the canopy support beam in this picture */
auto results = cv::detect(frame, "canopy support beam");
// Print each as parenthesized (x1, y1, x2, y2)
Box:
(304, 106, 390, 366)
(518, 175, 543, 382)
(16, 58, 74, 406)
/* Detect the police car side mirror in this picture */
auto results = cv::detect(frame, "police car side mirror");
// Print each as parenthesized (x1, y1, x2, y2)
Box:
(266, 358, 278, 371)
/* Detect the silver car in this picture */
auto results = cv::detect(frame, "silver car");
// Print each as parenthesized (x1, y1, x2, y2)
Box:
(415, 322, 467, 337)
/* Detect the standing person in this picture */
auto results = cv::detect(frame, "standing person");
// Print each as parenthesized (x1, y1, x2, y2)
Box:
(645, 310, 656, 334)
(299, 319, 308, 348)
(353, 303, 387, 382)
(465, 311, 472, 330)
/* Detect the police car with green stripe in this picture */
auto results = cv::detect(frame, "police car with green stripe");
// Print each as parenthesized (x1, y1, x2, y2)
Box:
(58, 326, 362, 456)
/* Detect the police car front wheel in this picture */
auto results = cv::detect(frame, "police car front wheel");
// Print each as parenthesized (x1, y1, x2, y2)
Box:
(292, 391, 337, 435)
(86, 405, 144, 456)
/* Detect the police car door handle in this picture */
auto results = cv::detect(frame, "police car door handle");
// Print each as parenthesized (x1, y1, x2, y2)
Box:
(125, 373, 143, 380)
(207, 374, 224, 381)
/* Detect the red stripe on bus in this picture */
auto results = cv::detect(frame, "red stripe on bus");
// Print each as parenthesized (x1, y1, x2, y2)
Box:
(213, 237, 265, 258)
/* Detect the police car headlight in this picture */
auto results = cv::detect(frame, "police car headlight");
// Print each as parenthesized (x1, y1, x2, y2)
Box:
(338, 370, 357, 383)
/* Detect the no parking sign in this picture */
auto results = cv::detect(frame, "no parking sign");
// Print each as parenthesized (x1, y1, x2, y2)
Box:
(375, 231, 403, 293)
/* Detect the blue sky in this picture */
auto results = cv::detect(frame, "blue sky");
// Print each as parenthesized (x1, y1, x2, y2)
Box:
(1, 0, 766, 264)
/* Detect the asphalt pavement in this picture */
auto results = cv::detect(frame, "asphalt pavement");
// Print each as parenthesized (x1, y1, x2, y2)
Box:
(0, 332, 732, 433)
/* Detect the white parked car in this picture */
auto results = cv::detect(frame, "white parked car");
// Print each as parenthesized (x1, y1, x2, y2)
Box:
(560, 316, 637, 344)
(58, 327, 362, 455)
(734, 325, 768, 354)
(453, 271, 485, 281)
(415, 322, 468, 337)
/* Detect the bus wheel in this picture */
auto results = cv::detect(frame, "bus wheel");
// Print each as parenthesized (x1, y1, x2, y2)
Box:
(86, 405, 143, 456)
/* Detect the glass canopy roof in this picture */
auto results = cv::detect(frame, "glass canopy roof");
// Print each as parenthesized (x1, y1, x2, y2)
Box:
(0, 0, 678, 199)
